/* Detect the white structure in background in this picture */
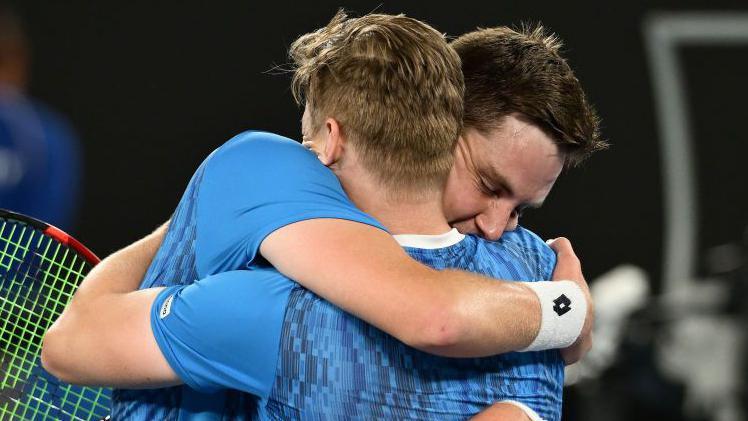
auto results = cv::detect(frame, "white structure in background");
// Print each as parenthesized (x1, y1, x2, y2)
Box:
(643, 12, 748, 421)
(565, 265, 649, 385)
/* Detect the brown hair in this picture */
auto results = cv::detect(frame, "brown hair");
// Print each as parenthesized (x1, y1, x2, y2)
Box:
(290, 10, 464, 195)
(451, 25, 606, 167)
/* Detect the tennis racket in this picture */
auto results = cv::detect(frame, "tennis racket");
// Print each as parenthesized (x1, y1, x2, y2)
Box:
(0, 209, 111, 420)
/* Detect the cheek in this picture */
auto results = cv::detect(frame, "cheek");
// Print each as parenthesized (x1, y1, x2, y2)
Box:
(443, 181, 484, 221)
(443, 159, 487, 221)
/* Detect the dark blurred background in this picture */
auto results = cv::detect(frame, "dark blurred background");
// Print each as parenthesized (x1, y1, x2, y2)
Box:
(3, 1, 747, 420)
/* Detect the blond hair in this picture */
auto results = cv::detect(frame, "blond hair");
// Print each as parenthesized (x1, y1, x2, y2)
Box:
(290, 10, 464, 195)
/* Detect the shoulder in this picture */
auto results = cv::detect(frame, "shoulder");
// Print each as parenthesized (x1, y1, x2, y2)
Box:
(479, 226, 557, 280)
(213, 130, 308, 161)
(473, 226, 549, 254)
(506, 226, 556, 279)
(500, 227, 552, 256)
(204, 130, 327, 178)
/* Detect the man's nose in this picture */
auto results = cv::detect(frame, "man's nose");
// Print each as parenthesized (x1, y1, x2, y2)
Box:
(474, 204, 512, 241)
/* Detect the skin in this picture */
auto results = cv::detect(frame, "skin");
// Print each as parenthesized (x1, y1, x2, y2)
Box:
(444, 114, 592, 363)
(41, 111, 590, 419)
(41, 115, 581, 376)
(43, 71, 591, 421)
(471, 403, 532, 421)
(303, 112, 559, 420)
(444, 114, 563, 241)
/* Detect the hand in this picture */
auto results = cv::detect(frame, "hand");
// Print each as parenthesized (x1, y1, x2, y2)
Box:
(547, 237, 593, 364)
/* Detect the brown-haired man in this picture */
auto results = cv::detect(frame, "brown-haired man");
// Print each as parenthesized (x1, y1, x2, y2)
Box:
(445, 26, 604, 242)
(44, 12, 602, 420)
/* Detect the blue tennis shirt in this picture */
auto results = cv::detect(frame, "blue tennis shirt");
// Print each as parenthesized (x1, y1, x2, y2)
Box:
(112, 131, 563, 420)
(151, 229, 563, 421)
(111, 131, 383, 419)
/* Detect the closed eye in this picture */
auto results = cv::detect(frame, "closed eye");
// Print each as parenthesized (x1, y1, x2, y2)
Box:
(514, 202, 542, 218)
(478, 177, 501, 197)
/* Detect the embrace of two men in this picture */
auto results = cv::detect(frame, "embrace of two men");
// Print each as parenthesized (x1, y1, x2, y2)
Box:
(43, 10, 605, 421)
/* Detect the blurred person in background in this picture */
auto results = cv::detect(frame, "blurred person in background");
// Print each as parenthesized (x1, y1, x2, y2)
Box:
(0, 3, 81, 229)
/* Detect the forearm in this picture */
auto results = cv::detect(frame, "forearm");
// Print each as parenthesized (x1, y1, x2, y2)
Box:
(262, 219, 543, 357)
(73, 221, 167, 298)
(300, 260, 541, 357)
(42, 222, 177, 386)
(419, 269, 540, 357)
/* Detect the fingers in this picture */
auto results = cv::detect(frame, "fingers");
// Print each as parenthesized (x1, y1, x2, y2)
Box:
(550, 236, 594, 363)
(560, 345, 577, 365)
(561, 332, 593, 365)
(547, 237, 576, 259)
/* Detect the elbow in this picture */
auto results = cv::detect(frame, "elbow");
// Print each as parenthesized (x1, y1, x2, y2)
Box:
(402, 298, 465, 355)
(415, 323, 462, 355)
(41, 291, 99, 384)
(41, 325, 74, 383)
(41, 309, 91, 385)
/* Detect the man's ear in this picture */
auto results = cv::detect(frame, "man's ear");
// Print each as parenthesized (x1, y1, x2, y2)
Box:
(318, 117, 346, 166)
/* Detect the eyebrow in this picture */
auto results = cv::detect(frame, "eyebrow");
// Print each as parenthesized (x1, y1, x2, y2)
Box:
(486, 168, 515, 197)
(486, 169, 546, 209)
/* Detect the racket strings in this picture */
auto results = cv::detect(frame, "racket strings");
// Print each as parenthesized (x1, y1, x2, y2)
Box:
(0, 217, 111, 420)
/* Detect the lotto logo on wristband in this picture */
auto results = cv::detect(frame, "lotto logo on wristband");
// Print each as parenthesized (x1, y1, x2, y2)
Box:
(519, 281, 586, 351)
(552, 294, 572, 316)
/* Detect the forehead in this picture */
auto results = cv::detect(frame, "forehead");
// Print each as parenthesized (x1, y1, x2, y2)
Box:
(470, 117, 564, 200)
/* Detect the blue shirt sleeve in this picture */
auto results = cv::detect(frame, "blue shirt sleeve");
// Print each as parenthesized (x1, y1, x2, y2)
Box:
(195, 131, 386, 276)
(502, 226, 557, 281)
(150, 269, 296, 398)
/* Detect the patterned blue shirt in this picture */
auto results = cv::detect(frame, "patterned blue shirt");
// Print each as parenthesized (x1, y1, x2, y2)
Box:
(148, 230, 563, 421)
(257, 230, 562, 420)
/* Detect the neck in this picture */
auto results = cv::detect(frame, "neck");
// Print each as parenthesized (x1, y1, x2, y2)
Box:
(336, 168, 452, 235)
(357, 195, 452, 235)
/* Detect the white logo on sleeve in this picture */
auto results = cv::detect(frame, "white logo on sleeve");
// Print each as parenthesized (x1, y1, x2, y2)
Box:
(160, 295, 174, 319)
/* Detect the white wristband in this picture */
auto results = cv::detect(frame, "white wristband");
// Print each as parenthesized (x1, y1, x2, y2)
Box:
(519, 280, 587, 352)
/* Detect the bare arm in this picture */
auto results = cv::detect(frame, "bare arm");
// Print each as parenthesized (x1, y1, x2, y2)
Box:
(41, 222, 180, 387)
(261, 219, 591, 358)
(261, 219, 540, 356)
(43, 218, 591, 385)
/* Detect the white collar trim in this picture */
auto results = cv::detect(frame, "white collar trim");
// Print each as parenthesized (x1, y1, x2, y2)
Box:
(393, 228, 465, 249)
